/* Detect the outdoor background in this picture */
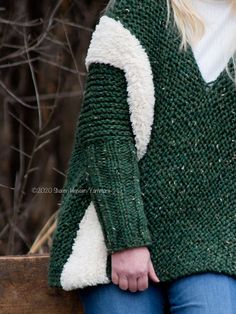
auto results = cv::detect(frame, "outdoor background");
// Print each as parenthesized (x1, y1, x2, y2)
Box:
(0, 0, 108, 256)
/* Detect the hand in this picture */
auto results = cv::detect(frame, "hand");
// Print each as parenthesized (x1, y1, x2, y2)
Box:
(111, 246, 160, 292)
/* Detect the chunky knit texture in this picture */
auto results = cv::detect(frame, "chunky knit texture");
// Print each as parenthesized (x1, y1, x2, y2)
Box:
(48, 0, 236, 290)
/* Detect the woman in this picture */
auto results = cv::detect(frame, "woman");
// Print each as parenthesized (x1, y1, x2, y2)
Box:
(48, 0, 236, 312)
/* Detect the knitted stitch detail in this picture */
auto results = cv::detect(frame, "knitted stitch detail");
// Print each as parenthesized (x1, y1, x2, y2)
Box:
(48, 0, 236, 291)
(85, 15, 155, 160)
(48, 60, 153, 290)
(84, 139, 153, 253)
(60, 201, 110, 290)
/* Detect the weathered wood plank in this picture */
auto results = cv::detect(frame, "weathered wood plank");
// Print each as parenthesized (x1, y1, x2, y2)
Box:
(0, 254, 83, 314)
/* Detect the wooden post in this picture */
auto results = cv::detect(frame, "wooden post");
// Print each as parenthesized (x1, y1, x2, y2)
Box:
(0, 254, 83, 314)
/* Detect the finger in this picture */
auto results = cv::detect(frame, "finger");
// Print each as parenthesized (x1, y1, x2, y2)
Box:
(112, 271, 119, 285)
(148, 260, 160, 283)
(128, 275, 138, 293)
(118, 275, 129, 291)
(137, 275, 149, 291)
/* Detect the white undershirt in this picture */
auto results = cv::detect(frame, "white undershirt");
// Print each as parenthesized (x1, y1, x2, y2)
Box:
(189, 0, 236, 83)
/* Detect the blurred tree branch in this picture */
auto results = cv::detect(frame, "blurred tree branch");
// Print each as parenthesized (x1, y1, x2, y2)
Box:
(0, 0, 108, 255)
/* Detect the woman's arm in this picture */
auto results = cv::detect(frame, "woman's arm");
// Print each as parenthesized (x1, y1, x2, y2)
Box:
(78, 62, 153, 254)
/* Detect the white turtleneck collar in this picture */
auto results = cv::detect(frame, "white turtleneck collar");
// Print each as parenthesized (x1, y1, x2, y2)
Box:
(189, 0, 236, 83)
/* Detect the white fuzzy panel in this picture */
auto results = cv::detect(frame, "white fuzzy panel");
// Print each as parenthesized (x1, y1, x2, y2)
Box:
(85, 15, 155, 161)
(60, 201, 110, 290)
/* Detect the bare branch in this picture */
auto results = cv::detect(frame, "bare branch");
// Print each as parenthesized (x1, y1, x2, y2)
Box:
(44, 35, 68, 49)
(10, 145, 32, 159)
(28, 210, 58, 254)
(0, 17, 43, 27)
(8, 110, 37, 137)
(52, 167, 66, 178)
(23, 167, 40, 179)
(6, 171, 20, 254)
(54, 18, 93, 32)
(0, 183, 15, 191)
(13, 223, 31, 248)
(12, 90, 83, 102)
(0, 57, 38, 69)
(62, 21, 83, 92)
(0, 224, 9, 240)
(24, 29, 42, 130)
(28, 219, 57, 253)
(0, 80, 38, 109)
(34, 139, 50, 153)
(38, 56, 80, 74)
(40, 57, 63, 133)
(3, 90, 82, 109)
(0, 0, 63, 63)
(39, 125, 61, 139)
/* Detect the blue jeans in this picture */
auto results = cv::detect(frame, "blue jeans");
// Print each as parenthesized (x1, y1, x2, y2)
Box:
(77, 272, 236, 314)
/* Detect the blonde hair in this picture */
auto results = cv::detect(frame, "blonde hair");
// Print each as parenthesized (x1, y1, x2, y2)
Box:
(167, 0, 205, 51)
(167, 0, 236, 85)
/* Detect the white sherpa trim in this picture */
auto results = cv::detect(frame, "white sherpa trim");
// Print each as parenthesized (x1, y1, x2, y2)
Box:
(60, 201, 110, 290)
(85, 15, 155, 161)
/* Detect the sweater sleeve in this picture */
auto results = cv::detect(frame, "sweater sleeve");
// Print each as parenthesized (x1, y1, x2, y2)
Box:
(78, 62, 153, 254)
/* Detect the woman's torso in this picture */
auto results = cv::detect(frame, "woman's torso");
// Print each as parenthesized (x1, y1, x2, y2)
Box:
(137, 0, 236, 281)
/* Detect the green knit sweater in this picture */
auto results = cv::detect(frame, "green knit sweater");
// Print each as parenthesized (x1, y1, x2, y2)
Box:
(47, 0, 236, 291)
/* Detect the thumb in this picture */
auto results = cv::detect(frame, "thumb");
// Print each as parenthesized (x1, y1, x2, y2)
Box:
(148, 259, 160, 283)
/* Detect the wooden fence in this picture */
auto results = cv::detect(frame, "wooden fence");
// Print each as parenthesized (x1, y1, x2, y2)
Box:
(0, 254, 83, 314)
